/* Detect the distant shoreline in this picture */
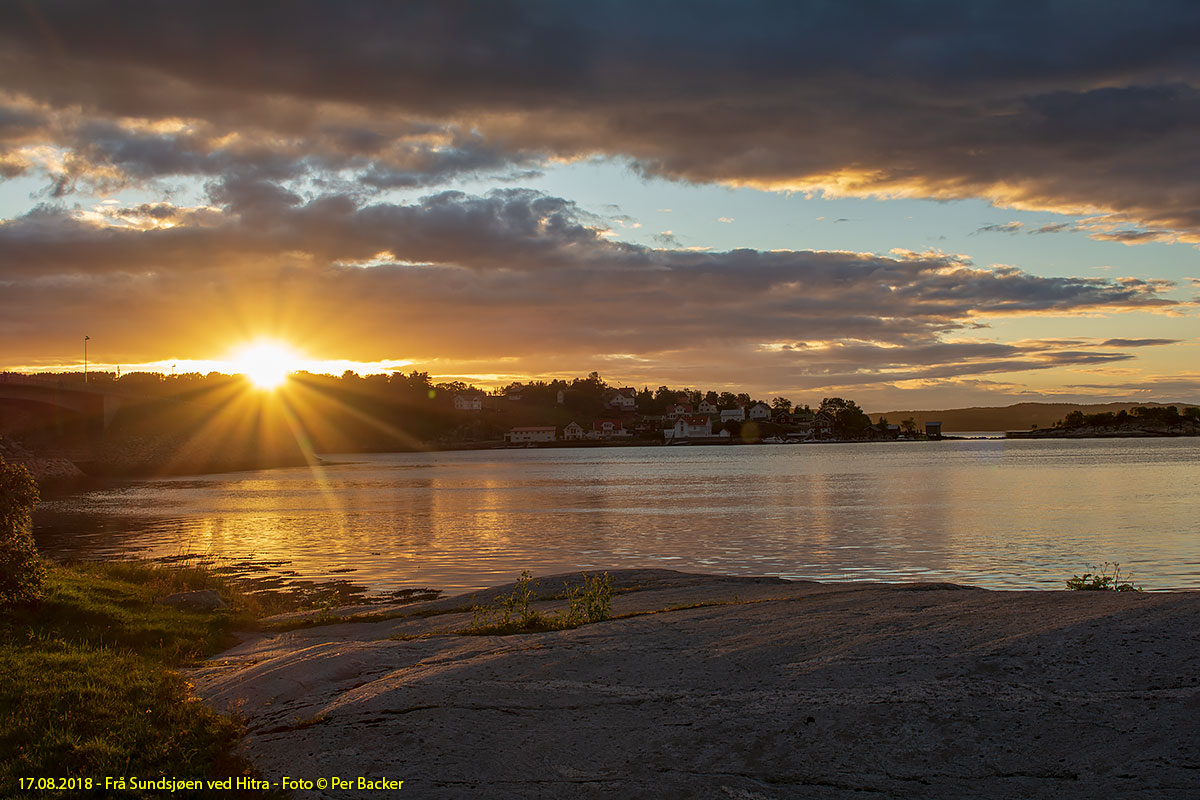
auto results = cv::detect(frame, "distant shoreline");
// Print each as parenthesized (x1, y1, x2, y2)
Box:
(14, 427, 1197, 487)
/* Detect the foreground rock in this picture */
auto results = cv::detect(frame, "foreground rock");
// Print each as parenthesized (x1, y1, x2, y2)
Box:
(158, 589, 228, 611)
(192, 570, 1200, 799)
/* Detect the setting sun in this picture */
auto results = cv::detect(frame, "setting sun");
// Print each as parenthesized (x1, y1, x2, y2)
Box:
(230, 341, 301, 389)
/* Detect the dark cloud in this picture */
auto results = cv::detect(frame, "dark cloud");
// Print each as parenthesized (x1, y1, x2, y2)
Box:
(1098, 338, 1179, 348)
(973, 222, 1023, 235)
(1087, 229, 1177, 244)
(2, 2, 1200, 235)
(1029, 222, 1072, 235)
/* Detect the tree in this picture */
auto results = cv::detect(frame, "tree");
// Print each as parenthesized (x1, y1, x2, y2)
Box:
(1060, 410, 1085, 428)
(1, 456, 44, 606)
(818, 397, 871, 438)
(718, 392, 738, 408)
(900, 417, 918, 436)
(772, 397, 793, 414)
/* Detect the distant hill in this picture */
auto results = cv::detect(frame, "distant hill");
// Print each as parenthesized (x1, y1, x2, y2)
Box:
(868, 401, 1199, 433)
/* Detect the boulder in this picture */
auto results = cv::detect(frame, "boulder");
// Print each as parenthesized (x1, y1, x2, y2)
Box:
(158, 589, 227, 611)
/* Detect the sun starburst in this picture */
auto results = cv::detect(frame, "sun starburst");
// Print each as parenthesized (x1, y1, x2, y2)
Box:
(230, 340, 300, 389)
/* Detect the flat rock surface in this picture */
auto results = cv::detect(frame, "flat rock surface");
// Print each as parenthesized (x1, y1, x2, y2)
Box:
(191, 570, 1200, 799)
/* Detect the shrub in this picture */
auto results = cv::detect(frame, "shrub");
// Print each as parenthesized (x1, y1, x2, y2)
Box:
(0, 456, 44, 607)
(472, 570, 544, 632)
(1066, 562, 1141, 592)
(564, 571, 614, 625)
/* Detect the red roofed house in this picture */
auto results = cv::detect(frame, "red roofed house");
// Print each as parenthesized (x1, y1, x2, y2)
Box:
(590, 419, 629, 439)
(666, 402, 694, 418)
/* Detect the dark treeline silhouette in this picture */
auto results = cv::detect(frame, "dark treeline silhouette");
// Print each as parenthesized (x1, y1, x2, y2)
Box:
(1056, 405, 1199, 431)
(1, 368, 924, 475)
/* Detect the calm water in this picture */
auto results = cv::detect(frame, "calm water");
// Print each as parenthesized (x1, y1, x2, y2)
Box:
(33, 438, 1200, 593)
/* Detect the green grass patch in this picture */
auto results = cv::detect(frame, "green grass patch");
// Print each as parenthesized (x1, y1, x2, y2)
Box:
(389, 593, 763, 642)
(464, 571, 615, 635)
(1, 561, 287, 799)
(1066, 562, 1142, 592)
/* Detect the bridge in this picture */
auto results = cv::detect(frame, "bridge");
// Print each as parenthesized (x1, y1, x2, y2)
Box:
(0, 373, 128, 430)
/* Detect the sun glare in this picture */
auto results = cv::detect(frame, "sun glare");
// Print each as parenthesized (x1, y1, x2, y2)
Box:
(230, 341, 300, 389)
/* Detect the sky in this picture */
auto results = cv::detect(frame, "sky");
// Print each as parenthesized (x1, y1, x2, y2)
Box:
(0, 1, 1197, 410)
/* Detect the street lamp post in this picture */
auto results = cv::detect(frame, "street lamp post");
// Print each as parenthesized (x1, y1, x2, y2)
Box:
(84, 335, 90, 384)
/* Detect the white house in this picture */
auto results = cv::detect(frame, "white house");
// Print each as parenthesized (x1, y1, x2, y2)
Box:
(604, 387, 638, 412)
(590, 419, 628, 439)
(453, 394, 482, 412)
(665, 415, 713, 439)
(810, 411, 835, 440)
(720, 406, 746, 422)
(505, 426, 555, 443)
(698, 398, 718, 414)
(563, 421, 586, 440)
(666, 402, 694, 418)
(748, 402, 771, 420)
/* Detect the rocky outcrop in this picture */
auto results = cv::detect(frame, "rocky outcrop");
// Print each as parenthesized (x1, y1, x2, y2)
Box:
(192, 570, 1200, 799)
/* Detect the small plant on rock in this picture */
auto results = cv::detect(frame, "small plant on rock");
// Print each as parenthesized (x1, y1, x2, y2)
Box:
(472, 570, 544, 632)
(469, 570, 615, 634)
(564, 571, 614, 625)
(1066, 562, 1142, 592)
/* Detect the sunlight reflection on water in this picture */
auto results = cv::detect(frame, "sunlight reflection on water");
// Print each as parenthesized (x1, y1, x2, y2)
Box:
(33, 438, 1200, 593)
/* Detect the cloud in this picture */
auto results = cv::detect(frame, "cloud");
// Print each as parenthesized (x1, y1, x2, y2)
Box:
(1098, 338, 1180, 347)
(1065, 374, 1200, 402)
(974, 221, 1023, 235)
(1029, 222, 1072, 235)
(3, 3, 1200, 238)
(1086, 229, 1178, 245)
(653, 230, 681, 248)
(0, 188, 1183, 391)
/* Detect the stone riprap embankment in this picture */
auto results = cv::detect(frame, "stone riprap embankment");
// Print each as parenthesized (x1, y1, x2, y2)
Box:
(0, 436, 84, 483)
(192, 570, 1200, 799)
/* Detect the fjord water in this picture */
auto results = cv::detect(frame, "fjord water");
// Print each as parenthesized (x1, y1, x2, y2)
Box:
(33, 438, 1199, 593)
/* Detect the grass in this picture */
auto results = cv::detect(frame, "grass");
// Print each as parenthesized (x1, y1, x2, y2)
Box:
(0, 560, 290, 799)
(465, 571, 615, 635)
(390, 594, 757, 642)
(259, 590, 443, 633)
(1065, 562, 1142, 592)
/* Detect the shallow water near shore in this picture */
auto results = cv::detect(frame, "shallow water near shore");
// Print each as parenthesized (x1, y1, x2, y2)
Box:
(33, 437, 1200, 593)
